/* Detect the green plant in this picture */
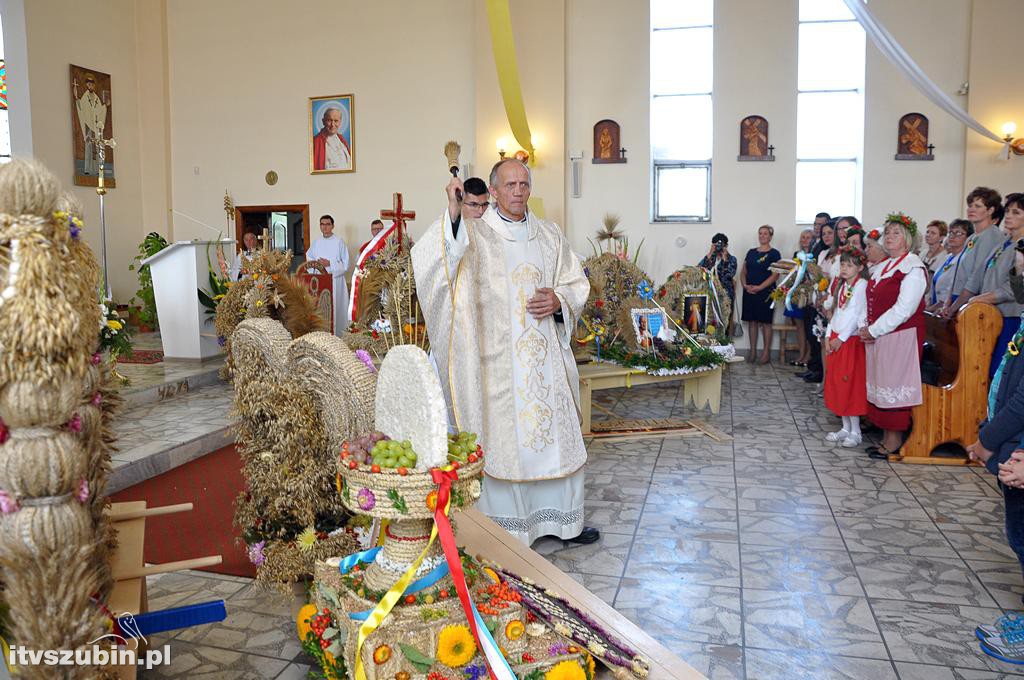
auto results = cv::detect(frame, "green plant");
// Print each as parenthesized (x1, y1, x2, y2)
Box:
(198, 241, 231, 320)
(127, 232, 169, 328)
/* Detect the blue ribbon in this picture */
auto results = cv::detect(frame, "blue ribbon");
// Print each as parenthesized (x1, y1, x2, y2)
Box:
(785, 252, 812, 312)
(469, 594, 518, 678)
(339, 550, 452, 621)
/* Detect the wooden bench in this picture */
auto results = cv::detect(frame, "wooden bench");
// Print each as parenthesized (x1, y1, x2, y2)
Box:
(578, 361, 723, 434)
(896, 303, 1001, 465)
(771, 323, 801, 363)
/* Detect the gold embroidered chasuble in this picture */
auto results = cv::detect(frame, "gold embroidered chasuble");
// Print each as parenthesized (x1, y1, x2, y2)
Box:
(411, 206, 590, 482)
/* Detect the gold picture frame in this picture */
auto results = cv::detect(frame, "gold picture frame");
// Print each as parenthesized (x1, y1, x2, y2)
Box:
(309, 93, 355, 174)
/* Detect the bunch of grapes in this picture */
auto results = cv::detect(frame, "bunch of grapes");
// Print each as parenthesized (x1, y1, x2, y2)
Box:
(447, 431, 480, 463)
(343, 431, 390, 465)
(371, 439, 418, 469)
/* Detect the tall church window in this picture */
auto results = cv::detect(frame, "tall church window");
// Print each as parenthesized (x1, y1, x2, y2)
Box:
(651, 0, 713, 222)
(795, 0, 865, 222)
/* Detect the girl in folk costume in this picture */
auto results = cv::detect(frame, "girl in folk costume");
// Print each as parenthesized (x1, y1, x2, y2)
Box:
(858, 215, 928, 460)
(823, 246, 869, 447)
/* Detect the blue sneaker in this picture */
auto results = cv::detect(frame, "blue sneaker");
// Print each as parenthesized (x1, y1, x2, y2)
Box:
(980, 613, 1024, 664)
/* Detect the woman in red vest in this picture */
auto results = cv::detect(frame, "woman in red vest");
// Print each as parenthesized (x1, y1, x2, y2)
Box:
(858, 214, 927, 460)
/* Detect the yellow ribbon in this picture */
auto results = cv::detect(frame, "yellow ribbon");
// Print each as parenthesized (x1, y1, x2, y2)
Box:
(353, 497, 450, 680)
(486, 0, 535, 163)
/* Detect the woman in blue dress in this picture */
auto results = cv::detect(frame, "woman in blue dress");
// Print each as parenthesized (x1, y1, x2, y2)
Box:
(740, 225, 782, 364)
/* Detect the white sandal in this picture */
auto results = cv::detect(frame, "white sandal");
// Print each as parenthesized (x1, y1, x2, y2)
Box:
(825, 430, 849, 442)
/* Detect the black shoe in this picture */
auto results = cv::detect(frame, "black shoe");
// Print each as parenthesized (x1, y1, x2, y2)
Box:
(802, 373, 823, 383)
(565, 527, 601, 545)
(796, 371, 812, 378)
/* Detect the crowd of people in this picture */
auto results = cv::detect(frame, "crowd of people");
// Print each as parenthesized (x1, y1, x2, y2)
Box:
(698, 187, 1024, 662)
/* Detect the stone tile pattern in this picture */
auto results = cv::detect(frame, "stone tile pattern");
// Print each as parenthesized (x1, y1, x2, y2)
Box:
(136, 361, 1024, 679)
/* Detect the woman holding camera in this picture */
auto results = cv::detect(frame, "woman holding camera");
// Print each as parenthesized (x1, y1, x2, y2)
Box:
(962, 193, 1024, 377)
(698, 232, 738, 334)
(740, 225, 781, 364)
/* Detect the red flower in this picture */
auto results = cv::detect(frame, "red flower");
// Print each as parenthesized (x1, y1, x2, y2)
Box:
(371, 330, 379, 339)
(595, 299, 604, 309)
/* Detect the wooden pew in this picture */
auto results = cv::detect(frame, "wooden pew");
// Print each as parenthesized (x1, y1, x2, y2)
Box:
(895, 302, 1001, 465)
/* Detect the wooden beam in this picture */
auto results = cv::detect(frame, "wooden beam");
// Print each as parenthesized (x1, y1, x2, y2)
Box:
(114, 555, 223, 581)
(107, 502, 194, 522)
(456, 508, 707, 679)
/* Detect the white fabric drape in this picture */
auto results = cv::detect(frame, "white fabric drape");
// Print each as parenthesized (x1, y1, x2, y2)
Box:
(842, 0, 1004, 146)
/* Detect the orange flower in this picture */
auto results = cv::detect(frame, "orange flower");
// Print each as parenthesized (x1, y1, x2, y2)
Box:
(373, 644, 392, 664)
(426, 490, 438, 511)
(505, 620, 525, 640)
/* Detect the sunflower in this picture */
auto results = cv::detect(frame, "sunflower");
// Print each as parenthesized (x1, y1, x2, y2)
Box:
(296, 603, 317, 641)
(436, 624, 476, 668)
(296, 526, 318, 552)
(545, 660, 587, 680)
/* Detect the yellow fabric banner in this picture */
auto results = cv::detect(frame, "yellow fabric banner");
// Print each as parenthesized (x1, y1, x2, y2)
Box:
(486, 0, 535, 163)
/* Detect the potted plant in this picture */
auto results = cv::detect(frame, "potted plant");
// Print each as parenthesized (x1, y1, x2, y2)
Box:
(127, 232, 168, 332)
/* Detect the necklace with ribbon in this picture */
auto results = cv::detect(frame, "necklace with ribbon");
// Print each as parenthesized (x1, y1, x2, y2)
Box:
(880, 252, 909, 279)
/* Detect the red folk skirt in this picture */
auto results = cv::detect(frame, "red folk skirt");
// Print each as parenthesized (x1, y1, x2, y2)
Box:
(824, 332, 867, 416)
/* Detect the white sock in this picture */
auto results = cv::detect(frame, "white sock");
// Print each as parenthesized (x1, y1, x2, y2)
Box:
(841, 416, 851, 433)
(848, 416, 861, 436)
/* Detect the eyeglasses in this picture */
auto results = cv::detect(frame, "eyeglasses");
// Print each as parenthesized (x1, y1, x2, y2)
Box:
(949, 231, 968, 238)
(464, 201, 489, 209)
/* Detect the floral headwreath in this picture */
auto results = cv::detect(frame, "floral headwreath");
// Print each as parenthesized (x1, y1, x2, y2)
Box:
(837, 244, 867, 266)
(885, 211, 918, 237)
(865, 228, 882, 242)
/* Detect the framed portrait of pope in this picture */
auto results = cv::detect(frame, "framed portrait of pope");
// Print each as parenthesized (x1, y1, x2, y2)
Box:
(309, 94, 355, 174)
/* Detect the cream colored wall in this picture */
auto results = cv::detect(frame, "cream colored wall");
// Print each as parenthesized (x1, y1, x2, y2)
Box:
(22, 0, 148, 301)
(163, 0, 477, 266)
(862, 0, 970, 228)
(474, 0, 565, 225)
(964, 0, 1024, 195)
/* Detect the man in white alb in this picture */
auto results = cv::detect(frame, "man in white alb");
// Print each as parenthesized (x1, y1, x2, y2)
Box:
(305, 214, 350, 335)
(412, 159, 598, 546)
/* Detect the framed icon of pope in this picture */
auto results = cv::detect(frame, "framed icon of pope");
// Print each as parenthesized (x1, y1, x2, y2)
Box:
(70, 64, 115, 188)
(309, 93, 355, 174)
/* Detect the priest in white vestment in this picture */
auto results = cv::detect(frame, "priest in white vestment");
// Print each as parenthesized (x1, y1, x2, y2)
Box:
(305, 214, 350, 335)
(229, 231, 260, 281)
(412, 160, 597, 546)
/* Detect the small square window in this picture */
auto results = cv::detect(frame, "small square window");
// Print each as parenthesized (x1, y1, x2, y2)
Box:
(654, 163, 711, 222)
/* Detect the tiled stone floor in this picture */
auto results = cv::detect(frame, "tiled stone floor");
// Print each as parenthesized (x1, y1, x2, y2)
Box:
(138, 361, 1024, 679)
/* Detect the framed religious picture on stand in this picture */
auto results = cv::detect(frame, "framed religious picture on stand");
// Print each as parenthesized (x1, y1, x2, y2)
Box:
(682, 294, 708, 334)
(592, 119, 626, 164)
(309, 93, 355, 174)
(70, 64, 115, 188)
(630, 308, 665, 350)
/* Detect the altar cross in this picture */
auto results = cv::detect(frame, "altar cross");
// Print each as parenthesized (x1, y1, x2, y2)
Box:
(380, 192, 416, 244)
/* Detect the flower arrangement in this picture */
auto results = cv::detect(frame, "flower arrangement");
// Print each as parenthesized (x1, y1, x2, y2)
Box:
(127, 231, 168, 330)
(98, 298, 132, 385)
(885, 211, 918, 237)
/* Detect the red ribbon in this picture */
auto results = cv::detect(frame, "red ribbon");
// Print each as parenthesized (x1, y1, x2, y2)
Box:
(431, 467, 497, 680)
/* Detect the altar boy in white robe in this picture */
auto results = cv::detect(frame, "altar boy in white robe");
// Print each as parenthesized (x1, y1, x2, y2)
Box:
(412, 159, 597, 546)
(305, 214, 350, 335)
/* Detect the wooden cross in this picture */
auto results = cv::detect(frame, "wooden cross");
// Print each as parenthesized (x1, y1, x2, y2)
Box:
(259, 226, 271, 251)
(927, 143, 935, 155)
(768, 145, 775, 157)
(379, 192, 416, 244)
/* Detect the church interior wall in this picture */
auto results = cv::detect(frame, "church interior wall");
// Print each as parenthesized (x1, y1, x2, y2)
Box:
(14, 0, 1024, 322)
(23, 0, 148, 300)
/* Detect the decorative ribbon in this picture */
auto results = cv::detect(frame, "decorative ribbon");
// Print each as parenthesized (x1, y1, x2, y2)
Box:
(351, 514, 442, 680)
(343, 560, 452, 622)
(430, 467, 516, 680)
(702, 269, 724, 326)
(485, 0, 535, 162)
(577, 318, 607, 361)
(783, 252, 812, 312)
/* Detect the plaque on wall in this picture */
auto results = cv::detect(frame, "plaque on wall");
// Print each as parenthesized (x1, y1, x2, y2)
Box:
(592, 119, 626, 164)
(895, 112, 934, 160)
(737, 115, 774, 161)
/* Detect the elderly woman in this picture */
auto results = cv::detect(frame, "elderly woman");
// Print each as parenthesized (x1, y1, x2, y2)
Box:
(960, 193, 1024, 377)
(740, 225, 781, 364)
(919, 219, 948, 274)
(926, 219, 973, 312)
(858, 217, 928, 459)
(864, 228, 888, 276)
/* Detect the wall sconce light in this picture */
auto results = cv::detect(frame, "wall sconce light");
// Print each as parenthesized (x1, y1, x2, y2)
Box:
(496, 137, 509, 160)
(1002, 122, 1024, 157)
